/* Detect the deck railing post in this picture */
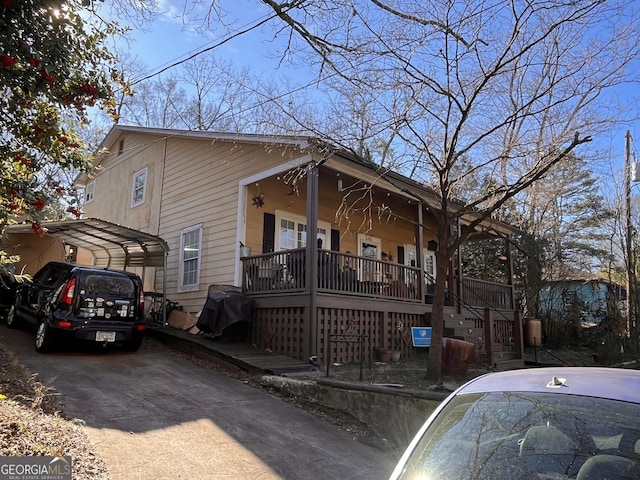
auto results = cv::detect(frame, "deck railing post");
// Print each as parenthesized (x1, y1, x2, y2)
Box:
(306, 165, 319, 361)
(513, 309, 524, 361)
(484, 307, 494, 365)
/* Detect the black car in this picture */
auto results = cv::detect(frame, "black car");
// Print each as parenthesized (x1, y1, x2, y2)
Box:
(7, 261, 146, 353)
(0, 269, 18, 317)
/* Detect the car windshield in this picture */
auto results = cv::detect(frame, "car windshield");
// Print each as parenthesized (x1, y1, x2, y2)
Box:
(80, 274, 136, 297)
(396, 391, 640, 480)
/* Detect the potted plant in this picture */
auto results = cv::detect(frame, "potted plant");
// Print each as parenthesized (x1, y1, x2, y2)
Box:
(376, 347, 393, 363)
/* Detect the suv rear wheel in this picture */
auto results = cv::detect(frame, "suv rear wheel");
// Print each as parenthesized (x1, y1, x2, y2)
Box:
(6, 305, 21, 329)
(35, 320, 54, 353)
(123, 336, 143, 352)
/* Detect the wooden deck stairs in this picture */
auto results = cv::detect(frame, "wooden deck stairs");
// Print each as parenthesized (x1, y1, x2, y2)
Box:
(491, 342, 525, 371)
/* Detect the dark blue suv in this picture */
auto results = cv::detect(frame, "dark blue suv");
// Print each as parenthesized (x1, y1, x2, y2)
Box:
(7, 262, 146, 353)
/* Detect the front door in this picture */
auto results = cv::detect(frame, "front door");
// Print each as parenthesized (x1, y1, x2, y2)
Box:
(358, 234, 381, 282)
(404, 244, 437, 285)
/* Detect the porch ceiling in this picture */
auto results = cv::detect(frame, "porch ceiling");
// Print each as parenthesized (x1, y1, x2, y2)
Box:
(4, 218, 169, 269)
(323, 156, 519, 236)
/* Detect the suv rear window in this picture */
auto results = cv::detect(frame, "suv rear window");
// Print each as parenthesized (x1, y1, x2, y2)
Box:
(80, 274, 136, 298)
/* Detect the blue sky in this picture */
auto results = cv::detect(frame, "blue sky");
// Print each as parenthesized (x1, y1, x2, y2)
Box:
(100, 0, 639, 182)
(115, 0, 288, 81)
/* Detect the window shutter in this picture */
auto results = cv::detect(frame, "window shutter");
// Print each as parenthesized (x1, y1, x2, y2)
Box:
(331, 229, 340, 251)
(262, 213, 275, 253)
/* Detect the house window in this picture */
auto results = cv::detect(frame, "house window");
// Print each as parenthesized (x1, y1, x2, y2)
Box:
(424, 254, 436, 283)
(275, 210, 329, 250)
(404, 244, 437, 284)
(279, 219, 303, 249)
(178, 224, 203, 292)
(131, 167, 148, 208)
(85, 181, 95, 204)
(118, 138, 124, 155)
(563, 291, 577, 307)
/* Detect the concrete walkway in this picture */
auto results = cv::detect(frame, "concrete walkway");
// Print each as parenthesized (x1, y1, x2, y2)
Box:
(147, 326, 449, 453)
(1, 324, 396, 480)
(146, 326, 313, 374)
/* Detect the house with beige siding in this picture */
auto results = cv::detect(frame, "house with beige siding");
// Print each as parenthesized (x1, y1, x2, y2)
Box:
(71, 125, 522, 369)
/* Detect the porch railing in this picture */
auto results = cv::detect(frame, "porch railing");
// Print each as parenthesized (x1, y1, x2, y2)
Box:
(241, 250, 514, 309)
(460, 277, 513, 310)
(241, 249, 422, 301)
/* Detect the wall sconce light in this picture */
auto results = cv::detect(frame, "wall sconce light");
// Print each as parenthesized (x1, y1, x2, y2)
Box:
(337, 179, 343, 191)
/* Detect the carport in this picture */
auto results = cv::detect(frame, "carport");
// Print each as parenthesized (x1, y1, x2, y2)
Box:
(4, 218, 170, 324)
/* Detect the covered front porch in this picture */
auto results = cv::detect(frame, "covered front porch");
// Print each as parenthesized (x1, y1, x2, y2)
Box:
(235, 153, 523, 370)
(241, 248, 522, 370)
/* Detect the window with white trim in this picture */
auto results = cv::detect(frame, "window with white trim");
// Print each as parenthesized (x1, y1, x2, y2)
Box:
(275, 210, 330, 250)
(404, 244, 437, 285)
(85, 181, 95, 204)
(131, 167, 148, 208)
(178, 224, 203, 292)
(359, 234, 382, 282)
(424, 253, 436, 282)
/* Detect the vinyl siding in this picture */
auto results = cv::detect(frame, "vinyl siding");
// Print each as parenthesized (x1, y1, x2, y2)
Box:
(158, 137, 306, 313)
(83, 132, 164, 235)
(82, 128, 439, 314)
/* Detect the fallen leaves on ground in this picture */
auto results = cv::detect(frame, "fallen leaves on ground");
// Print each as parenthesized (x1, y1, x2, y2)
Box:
(0, 344, 110, 479)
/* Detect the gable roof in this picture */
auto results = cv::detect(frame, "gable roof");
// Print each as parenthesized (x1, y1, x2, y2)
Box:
(78, 124, 519, 236)
(542, 265, 626, 290)
(75, 125, 313, 186)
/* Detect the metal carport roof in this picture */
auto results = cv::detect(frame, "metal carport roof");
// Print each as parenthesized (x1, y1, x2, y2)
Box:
(5, 218, 171, 325)
(4, 218, 169, 270)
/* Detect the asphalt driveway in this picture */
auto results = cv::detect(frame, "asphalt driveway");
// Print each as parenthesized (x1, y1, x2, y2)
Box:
(0, 325, 395, 479)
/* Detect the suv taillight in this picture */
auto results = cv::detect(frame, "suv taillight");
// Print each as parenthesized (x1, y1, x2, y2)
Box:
(139, 286, 145, 313)
(60, 278, 76, 305)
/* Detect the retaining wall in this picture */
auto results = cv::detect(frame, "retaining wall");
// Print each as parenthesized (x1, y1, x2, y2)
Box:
(259, 375, 447, 451)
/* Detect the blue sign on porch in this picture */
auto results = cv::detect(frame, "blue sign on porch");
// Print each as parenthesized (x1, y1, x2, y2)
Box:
(412, 327, 432, 347)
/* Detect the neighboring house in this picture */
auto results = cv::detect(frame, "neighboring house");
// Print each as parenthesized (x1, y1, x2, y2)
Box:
(11, 125, 524, 368)
(539, 276, 626, 326)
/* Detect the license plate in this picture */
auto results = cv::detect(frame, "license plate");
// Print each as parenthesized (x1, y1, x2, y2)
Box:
(96, 331, 116, 342)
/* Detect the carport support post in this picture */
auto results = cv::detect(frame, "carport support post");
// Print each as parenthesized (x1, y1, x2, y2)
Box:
(306, 164, 319, 362)
(162, 252, 168, 326)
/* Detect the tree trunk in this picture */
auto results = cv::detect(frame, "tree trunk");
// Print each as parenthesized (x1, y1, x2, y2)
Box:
(426, 258, 449, 380)
(426, 223, 454, 381)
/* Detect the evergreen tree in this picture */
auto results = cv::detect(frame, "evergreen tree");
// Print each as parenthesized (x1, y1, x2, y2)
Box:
(1, 0, 125, 231)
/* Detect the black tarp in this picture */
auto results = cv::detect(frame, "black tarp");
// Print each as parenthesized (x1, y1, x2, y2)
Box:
(196, 291, 252, 342)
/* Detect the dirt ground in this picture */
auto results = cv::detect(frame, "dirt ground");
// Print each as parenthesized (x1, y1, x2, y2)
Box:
(289, 343, 626, 392)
